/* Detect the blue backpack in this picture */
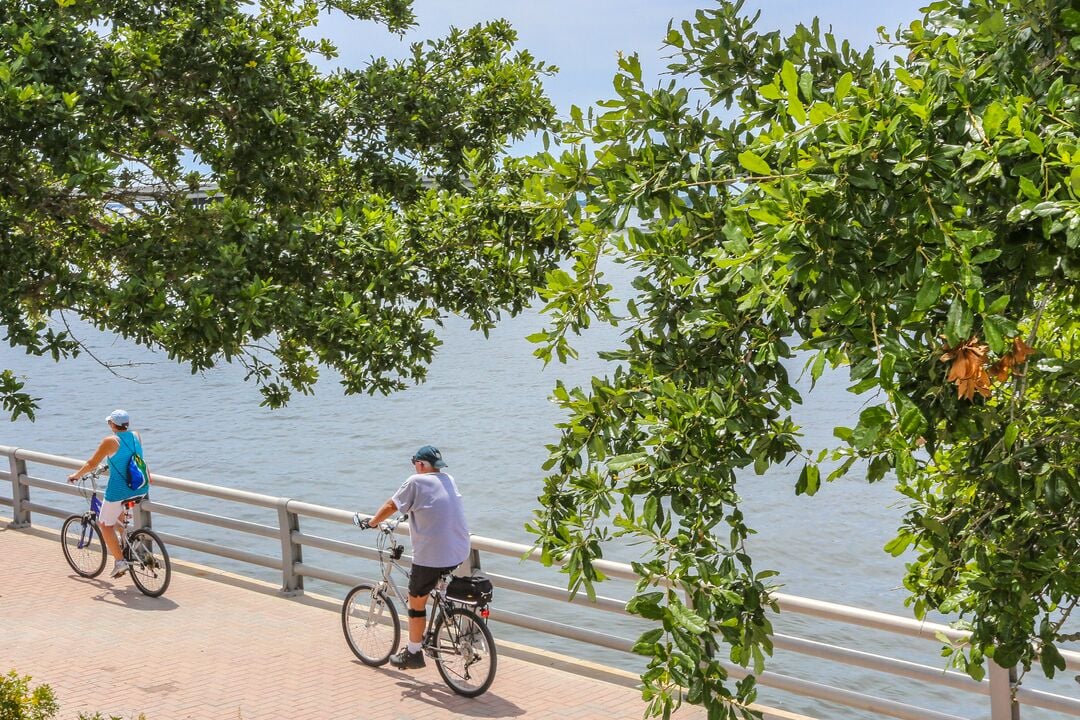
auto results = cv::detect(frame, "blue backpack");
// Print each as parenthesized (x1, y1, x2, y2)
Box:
(121, 436, 149, 491)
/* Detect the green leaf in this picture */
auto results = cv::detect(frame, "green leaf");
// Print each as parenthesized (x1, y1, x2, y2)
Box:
(1023, 131, 1044, 155)
(631, 627, 664, 655)
(945, 298, 971, 344)
(758, 82, 782, 101)
(915, 280, 941, 312)
(627, 592, 665, 621)
(884, 533, 914, 557)
(982, 314, 1005, 353)
(781, 60, 798, 98)
(607, 452, 647, 472)
(1018, 176, 1041, 201)
(982, 102, 1006, 139)
(1032, 202, 1062, 218)
(810, 351, 827, 385)
(971, 249, 1001, 264)
(796, 463, 821, 496)
(738, 150, 773, 176)
(1039, 642, 1066, 677)
(834, 72, 853, 102)
(922, 516, 948, 539)
(808, 101, 835, 124)
(669, 600, 708, 635)
(897, 396, 927, 435)
(787, 95, 807, 124)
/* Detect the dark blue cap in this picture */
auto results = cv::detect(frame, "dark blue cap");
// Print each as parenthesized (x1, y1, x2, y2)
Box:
(411, 445, 447, 468)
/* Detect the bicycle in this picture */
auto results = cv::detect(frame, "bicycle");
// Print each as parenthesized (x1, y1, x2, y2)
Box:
(61, 467, 172, 597)
(341, 515, 497, 697)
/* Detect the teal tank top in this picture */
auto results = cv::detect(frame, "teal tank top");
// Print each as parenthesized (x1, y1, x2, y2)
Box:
(105, 430, 147, 502)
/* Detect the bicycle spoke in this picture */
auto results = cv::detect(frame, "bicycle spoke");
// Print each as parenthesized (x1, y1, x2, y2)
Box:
(61, 514, 106, 578)
(342, 584, 400, 666)
(127, 529, 171, 597)
(433, 606, 496, 697)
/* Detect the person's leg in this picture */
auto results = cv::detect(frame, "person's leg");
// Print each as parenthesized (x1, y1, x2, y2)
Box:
(391, 565, 442, 668)
(97, 501, 128, 576)
(407, 593, 428, 645)
(100, 522, 122, 559)
(97, 502, 125, 560)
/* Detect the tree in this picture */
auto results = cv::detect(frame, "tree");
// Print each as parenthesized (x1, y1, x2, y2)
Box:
(527, 0, 1079, 716)
(0, 0, 562, 417)
(0, 670, 58, 720)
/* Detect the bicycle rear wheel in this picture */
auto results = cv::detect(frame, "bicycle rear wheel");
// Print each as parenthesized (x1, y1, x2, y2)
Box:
(342, 583, 400, 666)
(61, 514, 106, 578)
(127, 529, 171, 597)
(432, 605, 496, 697)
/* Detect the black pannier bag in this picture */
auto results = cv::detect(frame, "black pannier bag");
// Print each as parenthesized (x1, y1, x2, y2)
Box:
(447, 574, 494, 605)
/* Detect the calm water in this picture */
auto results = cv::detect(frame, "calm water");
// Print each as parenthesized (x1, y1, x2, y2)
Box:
(1, 275, 1071, 719)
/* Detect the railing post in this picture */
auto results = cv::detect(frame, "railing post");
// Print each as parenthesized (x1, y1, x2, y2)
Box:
(277, 498, 303, 596)
(467, 546, 482, 575)
(134, 499, 152, 530)
(988, 661, 1020, 720)
(8, 449, 30, 528)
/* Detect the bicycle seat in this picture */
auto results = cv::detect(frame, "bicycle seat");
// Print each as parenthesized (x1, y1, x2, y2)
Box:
(121, 495, 147, 509)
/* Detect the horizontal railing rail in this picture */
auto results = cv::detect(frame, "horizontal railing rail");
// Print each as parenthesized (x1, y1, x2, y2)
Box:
(3, 444, 1078, 720)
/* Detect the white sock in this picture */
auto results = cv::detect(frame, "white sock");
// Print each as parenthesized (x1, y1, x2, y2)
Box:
(407, 641, 421, 654)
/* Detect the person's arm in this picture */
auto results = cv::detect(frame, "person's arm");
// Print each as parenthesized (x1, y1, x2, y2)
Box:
(67, 437, 119, 481)
(363, 498, 399, 527)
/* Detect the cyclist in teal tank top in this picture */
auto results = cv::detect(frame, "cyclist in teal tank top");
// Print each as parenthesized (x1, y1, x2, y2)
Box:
(68, 409, 152, 579)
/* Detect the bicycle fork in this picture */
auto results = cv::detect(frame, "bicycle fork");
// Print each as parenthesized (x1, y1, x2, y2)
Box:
(77, 515, 95, 550)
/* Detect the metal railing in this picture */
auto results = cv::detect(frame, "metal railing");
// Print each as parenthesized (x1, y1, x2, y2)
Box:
(2, 444, 1077, 720)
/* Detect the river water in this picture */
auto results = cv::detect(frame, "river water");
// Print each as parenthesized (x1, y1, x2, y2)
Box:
(1, 271, 1072, 719)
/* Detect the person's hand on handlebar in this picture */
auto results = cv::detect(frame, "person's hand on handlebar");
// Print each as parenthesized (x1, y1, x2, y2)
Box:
(68, 465, 104, 483)
(352, 513, 372, 530)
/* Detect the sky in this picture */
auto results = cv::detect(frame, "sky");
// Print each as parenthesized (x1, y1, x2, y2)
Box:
(314, 0, 930, 133)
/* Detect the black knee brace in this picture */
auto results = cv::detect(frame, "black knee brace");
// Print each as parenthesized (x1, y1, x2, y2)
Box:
(407, 607, 427, 619)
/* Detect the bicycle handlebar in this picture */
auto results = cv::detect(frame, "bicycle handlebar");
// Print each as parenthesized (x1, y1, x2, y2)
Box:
(71, 466, 106, 485)
(353, 512, 408, 532)
(379, 514, 408, 532)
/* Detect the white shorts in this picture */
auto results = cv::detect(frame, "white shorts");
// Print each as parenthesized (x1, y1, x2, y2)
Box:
(98, 498, 141, 526)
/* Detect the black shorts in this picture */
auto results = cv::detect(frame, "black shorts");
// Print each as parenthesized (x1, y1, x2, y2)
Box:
(408, 564, 456, 598)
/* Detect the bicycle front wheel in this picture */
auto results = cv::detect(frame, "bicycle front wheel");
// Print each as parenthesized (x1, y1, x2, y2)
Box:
(342, 583, 400, 666)
(432, 605, 497, 697)
(61, 514, 106, 578)
(127, 529, 171, 597)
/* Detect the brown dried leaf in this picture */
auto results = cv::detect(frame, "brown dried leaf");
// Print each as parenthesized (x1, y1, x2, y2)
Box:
(1009, 337, 1036, 364)
(985, 337, 1037, 384)
(940, 337, 991, 401)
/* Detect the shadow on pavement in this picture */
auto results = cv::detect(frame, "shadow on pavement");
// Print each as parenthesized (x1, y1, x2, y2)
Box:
(66, 575, 180, 611)
(396, 676, 526, 718)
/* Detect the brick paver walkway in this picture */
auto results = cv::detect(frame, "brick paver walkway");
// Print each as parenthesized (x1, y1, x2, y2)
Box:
(2, 520, 718, 720)
(2, 520, 812, 720)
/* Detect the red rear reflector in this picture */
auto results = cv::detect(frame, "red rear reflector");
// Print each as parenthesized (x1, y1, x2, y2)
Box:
(481, 608, 490, 618)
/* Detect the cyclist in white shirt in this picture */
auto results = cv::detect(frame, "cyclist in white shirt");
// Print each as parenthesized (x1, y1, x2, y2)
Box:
(355, 445, 470, 669)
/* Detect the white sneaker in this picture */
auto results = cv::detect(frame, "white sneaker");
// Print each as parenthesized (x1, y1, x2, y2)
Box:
(111, 559, 130, 578)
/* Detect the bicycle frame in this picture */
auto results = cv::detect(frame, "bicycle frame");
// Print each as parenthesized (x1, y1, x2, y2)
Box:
(74, 470, 142, 549)
(73, 471, 104, 549)
(370, 517, 414, 607)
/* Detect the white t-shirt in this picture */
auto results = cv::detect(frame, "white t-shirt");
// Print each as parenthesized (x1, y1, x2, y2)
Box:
(391, 471, 471, 568)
